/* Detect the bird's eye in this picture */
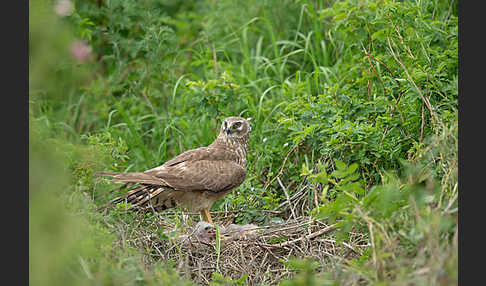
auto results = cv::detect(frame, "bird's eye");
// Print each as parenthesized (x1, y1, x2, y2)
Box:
(232, 121, 242, 129)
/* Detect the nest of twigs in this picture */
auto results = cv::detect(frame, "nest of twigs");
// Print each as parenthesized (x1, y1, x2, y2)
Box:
(113, 209, 369, 285)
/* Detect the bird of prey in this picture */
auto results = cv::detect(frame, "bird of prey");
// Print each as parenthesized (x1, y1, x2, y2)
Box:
(98, 116, 251, 225)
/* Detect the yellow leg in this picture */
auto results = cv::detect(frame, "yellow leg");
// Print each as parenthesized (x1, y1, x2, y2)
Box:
(200, 208, 214, 225)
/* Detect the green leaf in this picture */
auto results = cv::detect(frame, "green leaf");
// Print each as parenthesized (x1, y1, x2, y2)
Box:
(310, 171, 328, 183)
(300, 163, 313, 176)
(335, 160, 346, 170)
(347, 163, 358, 174)
(371, 28, 388, 40)
(320, 185, 329, 201)
(331, 169, 347, 179)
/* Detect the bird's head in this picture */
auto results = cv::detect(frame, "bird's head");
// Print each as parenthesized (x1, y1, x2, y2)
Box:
(220, 116, 252, 139)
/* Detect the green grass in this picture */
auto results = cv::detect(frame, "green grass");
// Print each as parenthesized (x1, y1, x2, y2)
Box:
(30, 0, 457, 284)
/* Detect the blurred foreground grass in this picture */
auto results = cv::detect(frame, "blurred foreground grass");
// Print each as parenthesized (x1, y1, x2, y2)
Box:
(29, 1, 190, 285)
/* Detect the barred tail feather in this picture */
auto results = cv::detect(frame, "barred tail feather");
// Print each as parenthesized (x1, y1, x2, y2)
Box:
(97, 171, 178, 211)
(110, 184, 179, 212)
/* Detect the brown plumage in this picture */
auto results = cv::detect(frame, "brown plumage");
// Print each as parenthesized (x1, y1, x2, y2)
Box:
(98, 116, 251, 224)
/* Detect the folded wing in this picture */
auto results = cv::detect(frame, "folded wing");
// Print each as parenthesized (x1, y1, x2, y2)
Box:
(145, 160, 246, 193)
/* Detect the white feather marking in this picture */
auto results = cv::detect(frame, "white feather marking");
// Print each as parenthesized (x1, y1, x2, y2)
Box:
(178, 161, 188, 170)
(151, 165, 167, 171)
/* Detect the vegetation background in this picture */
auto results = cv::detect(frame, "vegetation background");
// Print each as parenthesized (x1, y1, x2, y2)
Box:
(30, 0, 457, 285)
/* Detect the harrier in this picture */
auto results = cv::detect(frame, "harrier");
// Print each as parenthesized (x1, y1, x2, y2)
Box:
(99, 117, 251, 225)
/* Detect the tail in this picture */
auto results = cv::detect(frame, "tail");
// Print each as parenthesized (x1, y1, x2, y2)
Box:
(97, 171, 179, 212)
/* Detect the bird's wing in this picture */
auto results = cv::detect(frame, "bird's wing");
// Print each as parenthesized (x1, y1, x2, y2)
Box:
(145, 160, 246, 193)
(161, 147, 211, 167)
(157, 147, 239, 168)
(99, 147, 241, 188)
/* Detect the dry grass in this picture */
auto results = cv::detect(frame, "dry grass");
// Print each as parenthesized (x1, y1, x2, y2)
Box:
(106, 209, 369, 285)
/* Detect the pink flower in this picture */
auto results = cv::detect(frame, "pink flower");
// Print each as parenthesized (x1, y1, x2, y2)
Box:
(70, 40, 92, 63)
(54, 0, 74, 17)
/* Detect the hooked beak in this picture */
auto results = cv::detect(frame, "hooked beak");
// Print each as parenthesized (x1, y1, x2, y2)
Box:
(225, 123, 232, 135)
